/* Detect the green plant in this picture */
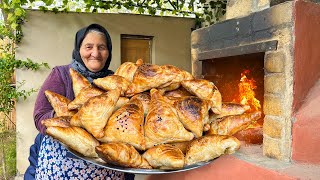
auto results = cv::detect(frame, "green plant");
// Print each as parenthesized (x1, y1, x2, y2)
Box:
(0, 1, 49, 178)
(0, 131, 16, 179)
(201, 0, 227, 26)
(0, 34, 49, 129)
(0, 1, 50, 127)
(24, 0, 226, 28)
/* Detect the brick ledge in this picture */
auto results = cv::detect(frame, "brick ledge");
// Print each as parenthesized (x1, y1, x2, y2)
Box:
(234, 144, 320, 180)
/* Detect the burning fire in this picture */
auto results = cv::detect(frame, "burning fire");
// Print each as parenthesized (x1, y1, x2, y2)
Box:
(238, 70, 261, 111)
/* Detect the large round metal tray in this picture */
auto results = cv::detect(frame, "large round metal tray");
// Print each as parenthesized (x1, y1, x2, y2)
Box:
(65, 145, 214, 174)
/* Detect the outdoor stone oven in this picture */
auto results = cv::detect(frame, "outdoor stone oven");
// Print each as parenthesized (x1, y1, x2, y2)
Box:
(191, 0, 320, 163)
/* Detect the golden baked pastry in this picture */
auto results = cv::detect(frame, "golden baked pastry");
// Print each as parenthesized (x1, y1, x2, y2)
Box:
(69, 68, 91, 97)
(99, 98, 146, 150)
(41, 116, 71, 128)
(114, 59, 142, 82)
(209, 102, 250, 122)
(164, 87, 193, 98)
(181, 79, 222, 114)
(68, 86, 104, 110)
(130, 92, 151, 116)
(167, 141, 191, 154)
(125, 64, 175, 97)
(185, 135, 240, 166)
(71, 88, 121, 138)
(142, 144, 185, 170)
(234, 120, 263, 145)
(158, 65, 194, 93)
(46, 126, 100, 158)
(44, 90, 76, 117)
(135, 58, 144, 66)
(69, 112, 82, 127)
(163, 96, 182, 107)
(114, 97, 130, 112)
(207, 111, 262, 136)
(46, 62, 245, 171)
(175, 96, 211, 138)
(93, 75, 130, 96)
(96, 142, 152, 169)
(145, 89, 194, 149)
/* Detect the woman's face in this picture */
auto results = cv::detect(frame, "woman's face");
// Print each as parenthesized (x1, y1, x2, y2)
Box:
(80, 31, 109, 72)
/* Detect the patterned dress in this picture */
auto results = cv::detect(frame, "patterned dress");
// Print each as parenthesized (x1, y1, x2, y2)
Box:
(36, 135, 125, 180)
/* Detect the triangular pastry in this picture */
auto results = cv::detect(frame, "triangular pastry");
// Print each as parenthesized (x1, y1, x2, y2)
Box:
(70, 112, 82, 127)
(142, 144, 185, 170)
(114, 97, 130, 112)
(69, 68, 91, 97)
(185, 134, 240, 166)
(96, 142, 152, 169)
(167, 141, 191, 154)
(130, 92, 151, 116)
(163, 96, 182, 107)
(164, 87, 192, 98)
(71, 88, 121, 138)
(125, 64, 175, 97)
(207, 111, 262, 136)
(44, 90, 76, 117)
(99, 98, 146, 150)
(175, 96, 211, 138)
(93, 75, 130, 96)
(144, 89, 194, 149)
(114, 59, 142, 82)
(233, 120, 263, 145)
(41, 116, 71, 128)
(158, 65, 194, 93)
(68, 86, 104, 110)
(209, 102, 250, 123)
(181, 79, 222, 114)
(46, 126, 100, 158)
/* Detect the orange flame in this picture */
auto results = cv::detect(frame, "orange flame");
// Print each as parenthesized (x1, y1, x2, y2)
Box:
(238, 70, 261, 111)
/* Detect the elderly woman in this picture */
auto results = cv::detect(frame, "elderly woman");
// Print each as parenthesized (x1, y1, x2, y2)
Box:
(24, 24, 134, 180)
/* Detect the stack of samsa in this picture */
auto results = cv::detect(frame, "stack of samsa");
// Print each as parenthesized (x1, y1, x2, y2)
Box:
(43, 59, 262, 170)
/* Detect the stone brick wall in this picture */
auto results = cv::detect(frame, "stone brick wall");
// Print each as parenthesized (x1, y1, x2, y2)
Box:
(226, 0, 271, 20)
(191, 1, 295, 161)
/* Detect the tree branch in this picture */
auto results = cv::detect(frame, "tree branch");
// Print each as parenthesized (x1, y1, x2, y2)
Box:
(4, 113, 16, 127)
(167, 0, 177, 10)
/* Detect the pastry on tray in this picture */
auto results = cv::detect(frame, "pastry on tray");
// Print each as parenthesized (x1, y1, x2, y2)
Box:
(96, 142, 152, 169)
(46, 126, 100, 158)
(44, 61, 247, 172)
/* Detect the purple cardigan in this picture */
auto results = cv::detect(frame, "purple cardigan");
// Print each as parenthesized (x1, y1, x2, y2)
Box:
(33, 64, 75, 134)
